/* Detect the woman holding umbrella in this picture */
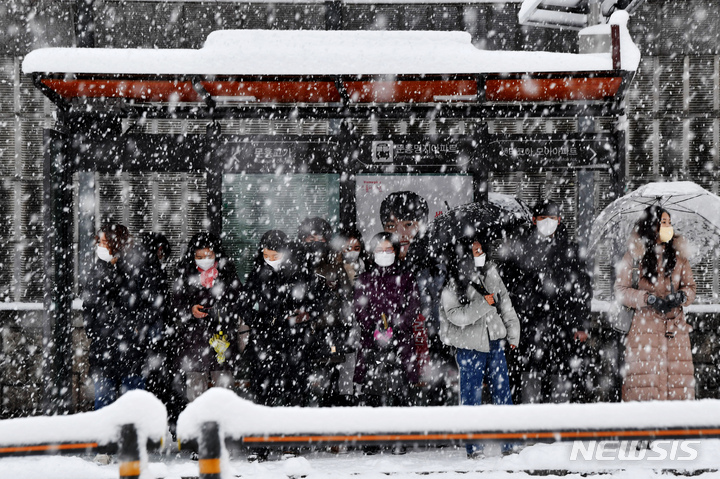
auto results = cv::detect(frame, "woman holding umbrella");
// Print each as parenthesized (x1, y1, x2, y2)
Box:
(439, 233, 520, 458)
(615, 205, 697, 401)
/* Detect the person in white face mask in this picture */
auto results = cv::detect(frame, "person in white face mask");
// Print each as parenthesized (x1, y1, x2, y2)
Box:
(615, 206, 696, 402)
(172, 232, 243, 405)
(439, 234, 520, 458)
(241, 229, 295, 413)
(339, 227, 367, 286)
(353, 232, 421, 420)
(82, 223, 134, 411)
(533, 202, 560, 239)
(497, 198, 592, 405)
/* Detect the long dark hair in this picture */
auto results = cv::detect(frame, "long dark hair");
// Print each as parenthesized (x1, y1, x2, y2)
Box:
(446, 232, 489, 305)
(365, 232, 401, 273)
(634, 205, 676, 281)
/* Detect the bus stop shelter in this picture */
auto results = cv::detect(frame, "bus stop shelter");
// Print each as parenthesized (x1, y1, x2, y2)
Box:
(23, 15, 639, 411)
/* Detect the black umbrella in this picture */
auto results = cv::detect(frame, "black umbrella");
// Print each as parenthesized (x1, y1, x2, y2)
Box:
(410, 194, 533, 269)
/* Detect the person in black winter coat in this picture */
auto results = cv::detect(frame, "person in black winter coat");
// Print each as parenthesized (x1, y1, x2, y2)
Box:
(297, 217, 354, 407)
(172, 232, 243, 402)
(127, 233, 175, 424)
(498, 199, 592, 404)
(243, 229, 334, 407)
(117, 233, 168, 374)
(83, 223, 138, 410)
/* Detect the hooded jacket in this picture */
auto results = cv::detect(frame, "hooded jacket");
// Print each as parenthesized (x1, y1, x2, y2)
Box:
(615, 234, 697, 401)
(439, 261, 520, 353)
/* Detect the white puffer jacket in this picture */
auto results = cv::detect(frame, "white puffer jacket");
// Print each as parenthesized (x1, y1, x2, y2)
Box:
(439, 262, 520, 353)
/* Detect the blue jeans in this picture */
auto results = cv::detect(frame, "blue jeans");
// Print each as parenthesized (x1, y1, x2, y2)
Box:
(93, 375, 145, 410)
(456, 341, 513, 455)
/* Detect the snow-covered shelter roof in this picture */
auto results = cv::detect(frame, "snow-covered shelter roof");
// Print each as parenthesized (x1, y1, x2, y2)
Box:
(23, 11, 638, 110)
(24, 17, 639, 76)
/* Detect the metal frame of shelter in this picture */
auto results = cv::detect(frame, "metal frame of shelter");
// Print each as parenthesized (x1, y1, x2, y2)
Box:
(32, 29, 635, 412)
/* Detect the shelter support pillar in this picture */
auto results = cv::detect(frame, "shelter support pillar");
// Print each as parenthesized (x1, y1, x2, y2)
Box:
(576, 117, 597, 254)
(608, 117, 629, 291)
(74, 0, 95, 48)
(576, 169, 595, 255)
(42, 129, 75, 414)
(338, 121, 357, 229)
(77, 172, 96, 292)
(206, 124, 223, 237)
(472, 122, 490, 205)
(613, 119, 627, 199)
(325, 0, 343, 30)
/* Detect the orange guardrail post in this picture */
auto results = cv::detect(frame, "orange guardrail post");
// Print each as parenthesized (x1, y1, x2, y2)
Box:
(118, 424, 141, 479)
(199, 421, 222, 479)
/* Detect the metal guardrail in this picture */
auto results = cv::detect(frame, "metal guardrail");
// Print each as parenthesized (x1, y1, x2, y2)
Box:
(177, 389, 720, 478)
(189, 418, 720, 478)
(0, 390, 166, 479)
(0, 423, 147, 479)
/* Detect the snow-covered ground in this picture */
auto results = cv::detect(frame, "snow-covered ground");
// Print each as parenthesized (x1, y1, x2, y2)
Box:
(2, 441, 720, 479)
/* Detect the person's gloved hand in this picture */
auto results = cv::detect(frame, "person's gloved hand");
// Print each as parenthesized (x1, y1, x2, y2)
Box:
(665, 291, 687, 309)
(647, 294, 672, 313)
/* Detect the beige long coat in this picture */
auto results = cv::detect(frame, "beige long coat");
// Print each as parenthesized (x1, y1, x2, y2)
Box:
(614, 237, 697, 401)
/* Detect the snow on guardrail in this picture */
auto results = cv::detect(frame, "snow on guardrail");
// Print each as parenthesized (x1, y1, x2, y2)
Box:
(0, 299, 84, 311)
(177, 389, 720, 478)
(0, 390, 166, 449)
(178, 388, 720, 445)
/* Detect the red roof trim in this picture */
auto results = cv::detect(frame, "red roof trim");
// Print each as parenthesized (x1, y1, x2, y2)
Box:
(40, 74, 625, 104)
(485, 77, 624, 102)
(343, 80, 476, 103)
(201, 80, 341, 103)
(41, 79, 200, 102)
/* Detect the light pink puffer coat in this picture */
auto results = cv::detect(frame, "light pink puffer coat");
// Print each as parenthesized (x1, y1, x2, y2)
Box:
(614, 236, 697, 402)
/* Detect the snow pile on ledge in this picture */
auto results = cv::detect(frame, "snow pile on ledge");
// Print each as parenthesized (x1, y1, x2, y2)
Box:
(22, 13, 639, 76)
(631, 181, 708, 198)
(579, 11, 641, 73)
(177, 388, 720, 441)
(0, 390, 166, 447)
